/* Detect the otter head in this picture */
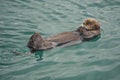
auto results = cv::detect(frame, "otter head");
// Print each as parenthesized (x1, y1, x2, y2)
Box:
(82, 18, 100, 30)
(76, 18, 101, 39)
(27, 32, 44, 53)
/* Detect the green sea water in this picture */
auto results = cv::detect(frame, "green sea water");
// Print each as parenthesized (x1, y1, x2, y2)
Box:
(0, 0, 120, 80)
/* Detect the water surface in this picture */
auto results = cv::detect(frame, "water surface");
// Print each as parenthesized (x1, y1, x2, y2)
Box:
(0, 0, 120, 80)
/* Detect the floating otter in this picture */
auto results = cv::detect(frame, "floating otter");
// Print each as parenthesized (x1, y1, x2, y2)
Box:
(27, 18, 100, 53)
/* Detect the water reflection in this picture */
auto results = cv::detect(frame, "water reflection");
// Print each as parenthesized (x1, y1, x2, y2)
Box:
(35, 50, 44, 61)
(91, 34, 101, 41)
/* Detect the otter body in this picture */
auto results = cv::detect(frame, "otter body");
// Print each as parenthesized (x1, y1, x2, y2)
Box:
(27, 18, 101, 53)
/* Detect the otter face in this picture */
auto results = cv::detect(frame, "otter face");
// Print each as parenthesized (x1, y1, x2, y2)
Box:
(82, 18, 100, 30)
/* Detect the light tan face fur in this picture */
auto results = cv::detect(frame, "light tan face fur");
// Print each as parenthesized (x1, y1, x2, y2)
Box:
(82, 18, 100, 30)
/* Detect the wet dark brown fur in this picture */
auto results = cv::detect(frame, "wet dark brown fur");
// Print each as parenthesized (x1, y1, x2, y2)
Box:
(27, 18, 100, 53)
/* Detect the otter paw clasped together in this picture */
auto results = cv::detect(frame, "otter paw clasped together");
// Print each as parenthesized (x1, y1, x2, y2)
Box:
(27, 18, 101, 53)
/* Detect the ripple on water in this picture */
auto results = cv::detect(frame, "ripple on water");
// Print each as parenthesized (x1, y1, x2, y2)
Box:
(0, 0, 120, 80)
(98, 38, 120, 49)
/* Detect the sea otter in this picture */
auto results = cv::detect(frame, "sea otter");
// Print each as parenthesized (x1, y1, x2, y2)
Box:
(27, 18, 100, 53)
